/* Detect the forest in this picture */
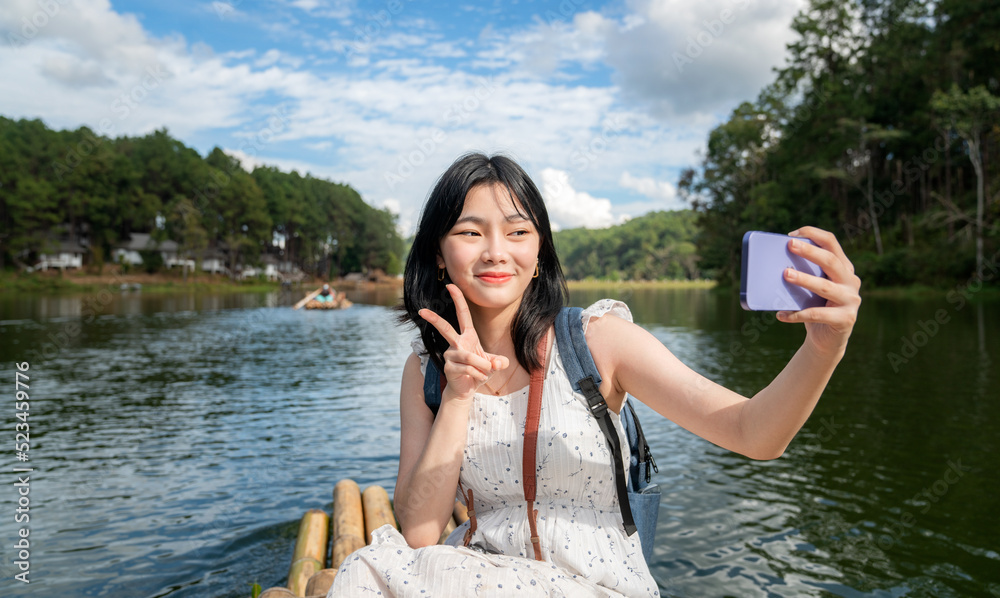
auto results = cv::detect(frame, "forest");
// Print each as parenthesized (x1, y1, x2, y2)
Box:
(680, 0, 999, 289)
(0, 111, 701, 283)
(0, 118, 405, 278)
(554, 210, 702, 280)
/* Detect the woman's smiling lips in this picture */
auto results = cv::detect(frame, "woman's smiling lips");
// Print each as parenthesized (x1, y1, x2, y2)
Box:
(476, 271, 513, 284)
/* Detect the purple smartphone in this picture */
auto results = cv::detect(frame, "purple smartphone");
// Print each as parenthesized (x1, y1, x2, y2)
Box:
(740, 231, 827, 311)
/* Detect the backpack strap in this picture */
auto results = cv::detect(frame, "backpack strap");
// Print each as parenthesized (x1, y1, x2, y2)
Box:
(423, 354, 443, 416)
(555, 307, 637, 537)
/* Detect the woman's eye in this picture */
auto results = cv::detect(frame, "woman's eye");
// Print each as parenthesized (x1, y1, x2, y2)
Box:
(510, 230, 529, 237)
(458, 231, 480, 237)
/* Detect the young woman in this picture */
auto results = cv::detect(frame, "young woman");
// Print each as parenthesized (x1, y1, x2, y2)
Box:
(327, 153, 861, 597)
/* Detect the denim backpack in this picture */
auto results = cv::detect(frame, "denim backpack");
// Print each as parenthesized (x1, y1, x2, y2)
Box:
(422, 306, 660, 563)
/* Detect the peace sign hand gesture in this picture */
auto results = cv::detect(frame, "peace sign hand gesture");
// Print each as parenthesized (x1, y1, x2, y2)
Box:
(418, 284, 511, 401)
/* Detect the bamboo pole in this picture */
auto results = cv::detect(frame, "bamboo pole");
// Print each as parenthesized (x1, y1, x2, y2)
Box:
(293, 288, 322, 310)
(453, 499, 469, 525)
(287, 509, 329, 597)
(361, 486, 397, 540)
(438, 516, 457, 544)
(287, 557, 323, 597)
(332, 480, 366, 569)
(305, 569, 338, 597)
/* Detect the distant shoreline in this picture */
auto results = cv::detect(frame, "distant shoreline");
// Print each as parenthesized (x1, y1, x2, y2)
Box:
(2, 270, 996, 300)
(567, 279, 717, 290)
(1, 271, 719, 295)
(0, 269, 403, 295)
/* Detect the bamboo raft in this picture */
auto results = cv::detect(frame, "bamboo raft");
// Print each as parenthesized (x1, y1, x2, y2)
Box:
(293, 288, 352, 311)
(302, 293, 352, 310)
(258, 479, 469, 598)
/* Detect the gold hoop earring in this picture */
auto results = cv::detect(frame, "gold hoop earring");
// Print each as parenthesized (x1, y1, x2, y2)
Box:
(438, 267, 446, 281)
(533, 263, 539, 278)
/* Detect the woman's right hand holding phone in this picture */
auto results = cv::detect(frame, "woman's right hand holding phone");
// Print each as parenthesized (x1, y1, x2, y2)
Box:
(418, 284, 510, 401)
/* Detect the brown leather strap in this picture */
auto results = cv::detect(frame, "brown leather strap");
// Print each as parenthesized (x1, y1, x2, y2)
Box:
(527, 503, 542, 560)
(522, 335, 548, 560)
(462, 485, 477, 547)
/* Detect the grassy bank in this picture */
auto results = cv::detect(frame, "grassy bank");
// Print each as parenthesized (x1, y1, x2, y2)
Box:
(0, 270, 287, 294)
(0, 269, 408, 295)
(567, 278, 717, 290)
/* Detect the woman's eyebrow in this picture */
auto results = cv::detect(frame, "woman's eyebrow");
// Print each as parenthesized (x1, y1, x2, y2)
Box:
(454, 214, 529, 226)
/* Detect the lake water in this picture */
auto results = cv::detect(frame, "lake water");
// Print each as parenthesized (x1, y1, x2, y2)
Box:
(0, 285, 997, 597)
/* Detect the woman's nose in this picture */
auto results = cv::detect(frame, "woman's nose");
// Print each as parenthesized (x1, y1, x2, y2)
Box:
(482, 234, 508, 263)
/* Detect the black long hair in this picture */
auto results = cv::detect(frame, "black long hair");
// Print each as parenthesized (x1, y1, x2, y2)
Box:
(397, 152, 569, 373)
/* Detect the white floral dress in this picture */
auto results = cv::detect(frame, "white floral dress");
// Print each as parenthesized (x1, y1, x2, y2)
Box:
(328, 300, 659, 597)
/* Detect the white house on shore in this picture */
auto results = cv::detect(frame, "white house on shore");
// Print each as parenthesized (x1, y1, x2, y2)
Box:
(113, 233, 197, 271)
(113, 233, 157, 266)
(33, 224, 90, 271)
(34, 240, 87, 270)
(32, 229, 306, 280)
(200, 247, 230, 275)
(160, 240, 195, 271)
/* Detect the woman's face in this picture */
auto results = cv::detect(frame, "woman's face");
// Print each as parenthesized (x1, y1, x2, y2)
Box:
(437, 183, 540, 313)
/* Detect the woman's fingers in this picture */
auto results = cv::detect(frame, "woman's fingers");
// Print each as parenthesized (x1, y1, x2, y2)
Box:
(780, 228, 862, 354)
(417, 308, 460, 346)
(489, 355, 510, 371)
(445, 284, 476, 337)
(444, 361, 492, 384)
(777, 305, 855, 327)
(783, 268, 853, 305)
(418, 285, 479, 346)
(788, 227, 860, 286)
(444, 346, 495, 376)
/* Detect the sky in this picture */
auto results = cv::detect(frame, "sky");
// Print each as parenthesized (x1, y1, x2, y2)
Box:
(0, 0, 807, 234)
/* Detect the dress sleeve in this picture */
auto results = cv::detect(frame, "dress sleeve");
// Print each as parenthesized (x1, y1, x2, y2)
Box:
(410, 335, 429, 376)
(580, 298, 633, 333)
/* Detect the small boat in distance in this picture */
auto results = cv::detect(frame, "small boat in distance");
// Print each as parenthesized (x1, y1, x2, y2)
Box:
(293, 284, 352, 310)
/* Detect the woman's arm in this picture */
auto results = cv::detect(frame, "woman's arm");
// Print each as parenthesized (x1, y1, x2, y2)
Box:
(395, 285, 510, 547)
(588, 314, 842, 460)
(393, 352, 473, 548)
(588, 226, 861, 460)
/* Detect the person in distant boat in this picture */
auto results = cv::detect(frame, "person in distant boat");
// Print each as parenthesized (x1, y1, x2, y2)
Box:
(317, 283, 335, 303)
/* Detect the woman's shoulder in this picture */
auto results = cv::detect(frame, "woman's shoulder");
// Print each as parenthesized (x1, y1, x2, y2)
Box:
(409, 335, 429, 376)
(579, 299, 633, 333)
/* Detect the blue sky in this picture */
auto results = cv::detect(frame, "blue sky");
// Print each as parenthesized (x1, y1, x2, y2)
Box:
(1, 0, 806, 233)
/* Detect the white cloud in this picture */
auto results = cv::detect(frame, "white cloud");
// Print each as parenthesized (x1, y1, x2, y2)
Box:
(619, 171, 679, 205)
(40, 55, 113, 87)
(473, 0, 805, 118)
(209, 2, 245, 21)
(471, 14, 605, 76)
(284, 0, 353, 19)
(305, 140, 334, 151)
(381, 198, 400, 214)
(596, 0, 806, 117)
(224, 148, 263, 172)
(254, 48, 303, 69)
(540, 168, 619, 230)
